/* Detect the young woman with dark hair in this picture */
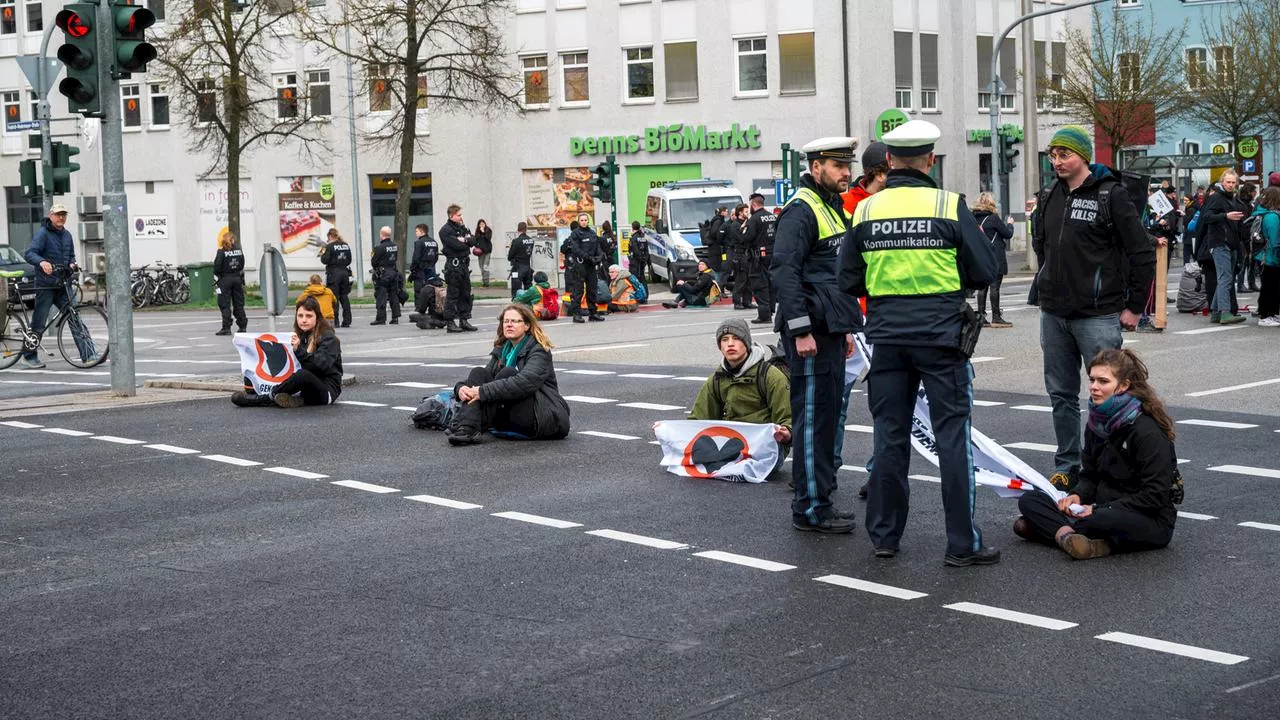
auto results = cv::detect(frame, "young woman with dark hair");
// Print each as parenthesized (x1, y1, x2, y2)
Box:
(232, 296, 344, 408)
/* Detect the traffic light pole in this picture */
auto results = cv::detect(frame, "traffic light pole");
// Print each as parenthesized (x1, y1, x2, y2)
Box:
(97, 1, 135, 396)
(36, 22, 56, 215)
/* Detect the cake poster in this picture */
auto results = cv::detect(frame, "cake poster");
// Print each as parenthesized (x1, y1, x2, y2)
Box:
(277, 176, 337, 267)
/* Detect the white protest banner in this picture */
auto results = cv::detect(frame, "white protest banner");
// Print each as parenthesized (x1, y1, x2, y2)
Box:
(654, 420, 781, 484)
(1148, 190, 1174, 218)
(844, 332, 872, 385)
(233, 332, 301, 396)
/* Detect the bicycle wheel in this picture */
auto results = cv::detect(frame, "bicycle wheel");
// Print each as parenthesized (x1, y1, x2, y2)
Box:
(157, 278, 177, 305)
(131, 279, 149, 308)
(0, 312, 29, 369)
(172, 278, 190, 305)
(58, 305, 109, 369)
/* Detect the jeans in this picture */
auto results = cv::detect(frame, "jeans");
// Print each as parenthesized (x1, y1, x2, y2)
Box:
(1039, 311, 1122, 473)
(1210, 246, 1235, 313)
(26, 284, 72, 360)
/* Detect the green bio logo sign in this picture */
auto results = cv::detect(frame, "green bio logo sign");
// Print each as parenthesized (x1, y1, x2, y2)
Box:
(570, 123, 762, 156)
(1237, 136, 1260, 159)
(318, 178, 335, 201)
(874, 109, 909, 142)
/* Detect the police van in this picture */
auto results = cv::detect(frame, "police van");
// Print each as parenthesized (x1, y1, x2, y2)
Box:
(642, 179, 743, 281)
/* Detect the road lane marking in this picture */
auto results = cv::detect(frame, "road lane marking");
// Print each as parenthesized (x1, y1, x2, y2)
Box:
(1185, 378, 1280, 397)
(674, 376, 706, 381)
(156, 345, 192, 350)
(330, 480, 399, 493)
(586, 529, 689, 550)
(555, 343, 649, 354)
(0, 421, 43, 429)
(840, 464, 868, 472)
(1239, 521, 1280, 532)
(1174, 325, 1245, 335)
(420, 362, 471, 368)
(579, 431, 641, 440)
(42, 428, 92, 437)
(562, 395, 617, 404)
(337, 400, 389, 407)
(814, 574, 928, 600)
(563, 369, 616, 376)
(621, 373, 673, 379)
(144, 444, 201, 455)
(617, 402, 684, 411)
(265, 467, 329, 480)
(1011, 405, 1053, 412)
(405, 494, 482, 510)
(1176, 511, 1218, 521)
(490, 511, 582, 529)
(393, 406, 417, 411)
(387, 382, 446, 389)
(693, 551, 795, 572)
(1226, 673, 1280, 694)
(943, 602, 1077, 630)
(1177, 419, 1258, 430)
(1004, 442, 1056, 452)
(200, 454, 263, 467)
(972, 400, 1006, 407)
(845, 424, 873, 433)
(1208, 465, 1280, 480)
(1095, 632, 1248, 665)
(0, 380, 109, 387)
(969, 356, 1004, 363)
(92, 435, 146, 445)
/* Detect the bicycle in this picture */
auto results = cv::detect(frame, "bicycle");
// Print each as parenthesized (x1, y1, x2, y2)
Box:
(0, 265, 110, 370)
(130, 262, 190, 307)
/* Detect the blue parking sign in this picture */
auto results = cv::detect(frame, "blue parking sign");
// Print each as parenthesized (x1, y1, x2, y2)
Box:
(1243, 159, 1256, 173)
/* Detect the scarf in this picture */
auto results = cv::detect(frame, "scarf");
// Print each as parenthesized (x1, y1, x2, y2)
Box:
(1087, 392, 1143, 440)
(500, 335, 529, 368)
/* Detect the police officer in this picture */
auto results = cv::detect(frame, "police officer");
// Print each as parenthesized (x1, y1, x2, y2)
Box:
(409, 223, 440, 310)
(744, 193, 777, 324)
(440, 203, 478, 332)
(840, 119, 1001, 566)
(728, 204, 754, 309)
(772, 137, 864, 534)
(213, 230, 248, 336)
(369, 225, 401, 325)
(566, 213, 606, 323)
(319, 228, 353, 327)
(508, 221, 535, 299)
(627, 220, 650, 283)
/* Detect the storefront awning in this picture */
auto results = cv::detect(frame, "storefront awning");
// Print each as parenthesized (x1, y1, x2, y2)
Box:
(1127, 153, 1237, 173)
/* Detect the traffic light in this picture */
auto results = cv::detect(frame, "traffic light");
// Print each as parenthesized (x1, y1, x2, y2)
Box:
(19, 159, 39, 198)
(996, 132, 1021, 175)
(591, 155, 618, 204)
(55, 4, 101, 117)
(44, 142, 81, 196)
(110, 2, 156, 74)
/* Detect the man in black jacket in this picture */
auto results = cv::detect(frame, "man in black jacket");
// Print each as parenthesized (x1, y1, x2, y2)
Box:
(1030, 125, 1154, 489)
(440, 204, 478, 332)
(1202, 170, 1249, 323)
(369, 226, 401, 325)
(508, 221, 535, 298)
(627, 220, 650, 283)
(565, 213, 605, 323)
(409, 223, 439, 309)
(704, 207, 727, 275)
(320, 228, 353, 327)
(743, 193, 776, 324)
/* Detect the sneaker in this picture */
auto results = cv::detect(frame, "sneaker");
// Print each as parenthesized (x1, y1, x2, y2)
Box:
(1058, 532, 1112, 560)
(370, 320, 386, 326)
(874, 548, 898, 559)
(791, 515, 857, 534)
(661, 301, 679, 309)
(943, 546, 1001, 567)
(858, 481, 869, 500)
(1219, 313, 1246, 325)
(1257, 316, 1280, 327)
(273, 393, 305, 409)
(1135, 324, 1163, 333)
(389, 318, 399, 325)
(446, 426, 481, 446)
(18, 356, 46, 370)
(751, 317, 773, 325)
(989, 319, 1013, 329)
(1209, 311, 1220, 323)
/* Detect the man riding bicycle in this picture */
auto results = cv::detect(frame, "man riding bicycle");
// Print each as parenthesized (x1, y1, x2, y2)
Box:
(22, 203, 80, 369)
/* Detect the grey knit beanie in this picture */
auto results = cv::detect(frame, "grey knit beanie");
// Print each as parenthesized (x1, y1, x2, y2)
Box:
(715, 318, 752, 346)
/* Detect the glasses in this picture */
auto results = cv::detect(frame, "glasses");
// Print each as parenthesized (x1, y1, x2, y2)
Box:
(502, 318, 527, 325)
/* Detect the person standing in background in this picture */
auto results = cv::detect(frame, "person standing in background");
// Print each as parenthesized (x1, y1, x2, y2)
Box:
(474, 219, 494, 287)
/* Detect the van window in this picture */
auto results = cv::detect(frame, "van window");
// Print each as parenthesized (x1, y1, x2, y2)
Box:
(669, 196, 740, 231)
(645, 195, 662, 226)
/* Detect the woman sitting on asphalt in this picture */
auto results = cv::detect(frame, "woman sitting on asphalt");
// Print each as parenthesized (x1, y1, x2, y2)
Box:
(232, 296, 343, 408)
(1013, 348, 1177, 560)
(607, 264, 638, 312)
(444, 303, 571, 445)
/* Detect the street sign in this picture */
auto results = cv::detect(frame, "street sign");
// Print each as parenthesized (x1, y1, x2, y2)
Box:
(874, 108, 909, 142)
(6, 119, 40, 132)
(1236, 134, 1264, 182)
(1242, 159, 1257, 174)
(15, 56, 63, 98)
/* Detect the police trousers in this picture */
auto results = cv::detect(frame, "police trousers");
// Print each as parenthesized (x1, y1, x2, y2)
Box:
(785, 330, 847, 525)
(444, 259, 473, 321)
(216, 275, 247, 331)
(326, 268, 352, 326)
(571, 262, 600, 317)
(373, 272, 401, 322)
(866, 344, 982, 556)
(510, 264, 533, 299)
(1016, 491, 1173, 553)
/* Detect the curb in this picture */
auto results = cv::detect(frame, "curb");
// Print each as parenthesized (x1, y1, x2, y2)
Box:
(0, 387, 227, 419)
(144, 374, 360, 393)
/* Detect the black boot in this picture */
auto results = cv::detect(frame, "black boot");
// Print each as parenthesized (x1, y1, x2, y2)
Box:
(446, 321, 464, 333)
(459, 320, 479, 332)
(231, 391, 274, 407)
(215, 328, 232, 336)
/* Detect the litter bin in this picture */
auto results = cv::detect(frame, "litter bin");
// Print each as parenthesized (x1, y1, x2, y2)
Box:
(185, 262, 215, 303)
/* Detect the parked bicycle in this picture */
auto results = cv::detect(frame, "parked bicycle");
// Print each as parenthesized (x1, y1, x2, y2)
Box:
(0, 265, 110, 369)
(130, 262, 190, 308)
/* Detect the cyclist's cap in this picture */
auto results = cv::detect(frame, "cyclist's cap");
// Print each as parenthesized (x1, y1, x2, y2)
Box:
(49, 203, 68, 214)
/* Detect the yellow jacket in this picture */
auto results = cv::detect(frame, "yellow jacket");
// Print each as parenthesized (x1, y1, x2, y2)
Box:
(297, 283, 337, 320)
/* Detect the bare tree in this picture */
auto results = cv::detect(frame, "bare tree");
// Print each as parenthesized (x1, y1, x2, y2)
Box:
(1236, 0, 1280, 136)
(305, 0, 523, 263)
(153, 0, 328, 238)
(1184, 5, 1271, 147)
(1053, 7, 1193, 169)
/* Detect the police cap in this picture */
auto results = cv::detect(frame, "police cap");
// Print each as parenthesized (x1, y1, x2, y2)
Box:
(802, 136, 858, 163)
(882, 119, 941, 157)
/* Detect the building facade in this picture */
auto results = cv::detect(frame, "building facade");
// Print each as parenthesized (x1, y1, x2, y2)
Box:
(0, 0, 1088, 281)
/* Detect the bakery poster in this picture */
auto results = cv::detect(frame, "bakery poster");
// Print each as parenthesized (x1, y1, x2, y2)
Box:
(277, 176, 337, 268)
(522, 167, 596, 230)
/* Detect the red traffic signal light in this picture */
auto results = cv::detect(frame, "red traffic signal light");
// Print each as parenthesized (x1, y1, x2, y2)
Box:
(56, 9, 92, 38)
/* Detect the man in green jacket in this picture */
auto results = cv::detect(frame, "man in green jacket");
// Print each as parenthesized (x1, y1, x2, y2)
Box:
(689, 319, 792, 476)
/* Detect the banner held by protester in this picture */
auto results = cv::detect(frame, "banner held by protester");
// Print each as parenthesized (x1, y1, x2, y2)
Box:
(233, 332, 301, 397)
(654, 420, 781, 484)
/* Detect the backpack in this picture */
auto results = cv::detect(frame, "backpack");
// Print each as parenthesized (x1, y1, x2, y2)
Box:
(1246, 213, 1269, 252)
(710, 344, 791, 410)
(629, 272, 649, 303)
(706, 280, 723, 305)
(536, 286, 560, 320)
(1175, 263, 1207, 313)
(1185, 209, 1201, 234)
(412, 389, 458, 430)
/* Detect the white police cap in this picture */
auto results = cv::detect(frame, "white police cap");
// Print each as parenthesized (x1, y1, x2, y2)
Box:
(882, 119, 941, 157)
(802, 136, 858, 163)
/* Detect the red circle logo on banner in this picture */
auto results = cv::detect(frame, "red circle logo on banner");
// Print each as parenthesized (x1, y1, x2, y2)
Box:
(680, 426, 751, 478)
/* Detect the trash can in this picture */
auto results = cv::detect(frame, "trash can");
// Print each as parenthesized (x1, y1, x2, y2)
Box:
(185, 262, 215, 303)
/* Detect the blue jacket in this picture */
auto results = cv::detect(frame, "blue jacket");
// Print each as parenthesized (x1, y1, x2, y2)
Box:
(25, 218, 77, 288)
(1252, 206, 1280, 267)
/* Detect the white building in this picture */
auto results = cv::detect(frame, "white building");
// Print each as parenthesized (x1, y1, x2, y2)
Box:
(0, 0, 1089, 282)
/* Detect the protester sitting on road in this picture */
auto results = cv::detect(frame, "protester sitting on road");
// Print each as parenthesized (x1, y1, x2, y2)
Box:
(1252, 186, 1280, 327)
(688, 319, 791, 477)
(1013, 348, 1177, 560)
(607, 264, 638, 312)
(444, 303, 571, 445)
(297, 274, 338, 321)
(514, 270, 549, 307)
(663, 260, 715, 308)
(232, 296, 343, 409)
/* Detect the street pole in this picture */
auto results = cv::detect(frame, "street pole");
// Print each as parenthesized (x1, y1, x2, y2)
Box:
(1020, 0, 1039, 271)
(36, 23, 56, 215)
(97, 1, 135, 396)
(989, 0, 1112, 218)
(342, 20, 364, 296)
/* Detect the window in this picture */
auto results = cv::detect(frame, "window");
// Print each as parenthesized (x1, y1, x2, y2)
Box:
(1034, 40, 1047, 111)
(1186, 47, 1208, 90)
(1213, 45, 1234, 86)
(2, 91, 20, 133)
(1051, 41, 1065, 110)
(664, 42, 698, 102)
(561, 51, 589, 104)
(146, 0, 166, 22)
(275, 73, 298, 119)
(1182, 140, 1200, 155)
(121, 85, 142, 128)
(735, 37, 767, 96)
(26, 89, 36, 123)
(308, 70, 330, 117)
(999, 38, 1016, 110)
(977, 35, 992, 109)
(624, 46, 654, 101)
(0, 0, 15, 35)
(1118, 52, 1139, 93)
(149, 83, 169, 126)
(414, 76, 427, 110)
(919, 33, 938, 110)
(1117, 0, 1140, 6)
(521, 55, 549, 107)
(368, 64, 392, 112)
(895, 31, 913, 110)
(196, 79, 217, 124)
(24, 0, 39, 32)
(779, 32, 815, 95)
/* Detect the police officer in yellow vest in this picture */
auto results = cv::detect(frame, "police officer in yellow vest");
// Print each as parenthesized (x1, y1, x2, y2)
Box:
(772, 137, 865, 534)
(840, 120, 1001, 566)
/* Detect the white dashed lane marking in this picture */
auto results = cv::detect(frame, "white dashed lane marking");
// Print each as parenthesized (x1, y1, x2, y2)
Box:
(616, 402, 684, 411)
(1208, 465, 1280, 480)
(490, 511, 582, 529)
(145, 444, 201, 455)
(693, 551, 795, 572)
(1177, 419, 1259, 430)
(387, 382, 446, 389)
(562, 395, 617, 404)
(586, 529, 689, 550)
(814, 574, 928, 600)
(265, 467, 329, 480)
(1174, 325, 1245, 335)
(1176, 512, 1218, 521)
(673, 376, 706, 381)
(420, 363, 471, 368)
(200, 454, 263, 467)
(972, 400, 1006, 407)
(1185, 377, 1280, 397)
(969, 356, 1004, 363)
(392, 406, 417, 411)
(1011, 405, 1053, 412)
(405, 494, 483, 510)
(1003, 442, 1056, 452)
(579, 431, 641, 440)
(563, 369, 616, 376)
(92, 435, 146, 445)
(337, 400, 388, 408)
(1239, 521, 1280, 532)
(909, 474, 941, 483)
(1095, 632, 1249, 665)
(943, 602, 1078, 631)
(331, 480, 399, 494)
(0, 421, 43, 429)
(620, 373, 673, 379)
(845, 424, 873, 433)
(42, 428, 93, 437)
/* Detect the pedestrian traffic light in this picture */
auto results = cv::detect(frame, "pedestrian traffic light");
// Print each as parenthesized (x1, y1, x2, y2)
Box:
(591, 155, 618, 204)
(19, 159, 39, 198)
(55, 4, 101, 117)
(44, 141, 81, 196)
(110, 2, 156, 74)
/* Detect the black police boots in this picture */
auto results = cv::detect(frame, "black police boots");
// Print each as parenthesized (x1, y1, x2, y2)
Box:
(446, 321, 464, 333)
(231, 391, 274, 408)
(459, 320, 479, 332)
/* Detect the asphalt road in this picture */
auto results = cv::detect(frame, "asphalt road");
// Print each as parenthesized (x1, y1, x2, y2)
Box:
(3, 293, 1280, 719)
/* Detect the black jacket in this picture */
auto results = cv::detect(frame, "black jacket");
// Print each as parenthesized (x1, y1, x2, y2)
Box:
(296, 330, 344, 397)
(440, 220, 473, 260)
(474, 226, 493, 255)
(773, 173, 864, 337)
(320, 240, 352, 273)
(410, 234, 439, 281)
(1076, 414, 1177, 528)
(371, 238, 399, 275)
(1031, 164, 1155, 318)
(628, 228, 649, 259)
(744, 208, 777, 259)
(508, 232, 535, 269)
(213, 246, 246, 280)
(479, 341, 571, 439)
(706, 214, 726, 250)
(1201, 186, 1248, 253)
(724, 217, 747, 252)
(566, 226, 605, 266)
(973, 210, 1013, 276)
